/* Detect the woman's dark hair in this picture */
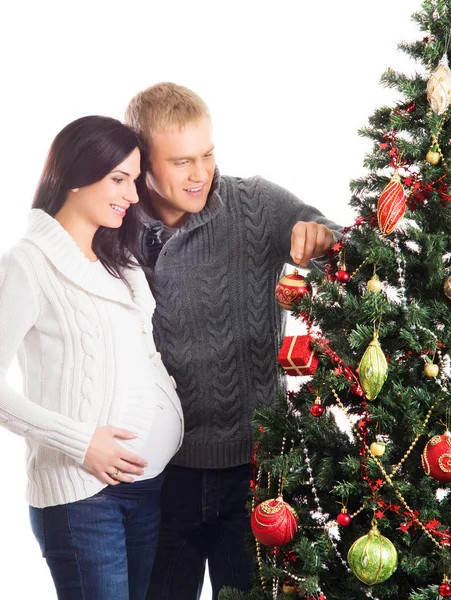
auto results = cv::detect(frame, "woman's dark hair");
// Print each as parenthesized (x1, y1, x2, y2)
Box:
(32, 115, 149, 278)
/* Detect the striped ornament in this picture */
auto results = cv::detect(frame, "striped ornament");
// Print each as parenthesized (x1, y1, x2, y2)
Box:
(427, 53, 451, 115)
(377, 172, 406, 235)
(358, 332, 388, 400)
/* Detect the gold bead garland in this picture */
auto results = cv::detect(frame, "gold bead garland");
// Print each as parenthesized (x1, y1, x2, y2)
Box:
(337, 256, 368, 282)
(427, 107, 450, 171)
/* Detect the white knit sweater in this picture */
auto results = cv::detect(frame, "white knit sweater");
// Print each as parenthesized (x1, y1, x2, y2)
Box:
(0, 209, 183, 508)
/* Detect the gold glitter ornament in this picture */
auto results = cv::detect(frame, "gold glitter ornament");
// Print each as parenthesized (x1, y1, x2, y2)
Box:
(426, 148, 441, 164)
(424, 361, 439, 378)
(367, 275, 382, 293)
(348, 521, 398, 585)
(358, 332, 388, 400)
(427, 53, 451, 115)
(370, 441, 386, 457)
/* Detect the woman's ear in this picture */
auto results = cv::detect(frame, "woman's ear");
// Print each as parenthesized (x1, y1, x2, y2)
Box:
(71, 188, 80, 193)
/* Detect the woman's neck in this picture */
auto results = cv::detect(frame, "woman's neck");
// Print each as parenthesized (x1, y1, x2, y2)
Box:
(54, 210, 98, 262)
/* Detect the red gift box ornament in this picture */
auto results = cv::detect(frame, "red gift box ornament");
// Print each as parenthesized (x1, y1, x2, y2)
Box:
(421, 430, 451, 483)
(278, 335, 319, 376)
(251, 497, 298, 546)
(275, 269, 310, 310)
(377, 171, 406, 235)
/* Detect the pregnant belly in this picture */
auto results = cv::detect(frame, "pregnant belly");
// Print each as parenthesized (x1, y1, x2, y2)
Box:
(132, 383, 183, 481)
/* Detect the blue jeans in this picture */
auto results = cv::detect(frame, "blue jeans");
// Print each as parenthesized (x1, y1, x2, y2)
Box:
(147, 464, 253, 600)
(29, 478, 163, 600)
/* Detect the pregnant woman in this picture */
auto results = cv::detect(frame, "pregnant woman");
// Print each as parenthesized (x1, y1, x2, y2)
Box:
(0, 115, 183, 600)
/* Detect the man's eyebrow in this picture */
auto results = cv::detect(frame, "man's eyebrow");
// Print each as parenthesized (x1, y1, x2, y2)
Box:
(168, 146, 216, 161)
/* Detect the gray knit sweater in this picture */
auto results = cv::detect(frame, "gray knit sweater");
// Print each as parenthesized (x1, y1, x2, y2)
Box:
(140, 170, 342, 469)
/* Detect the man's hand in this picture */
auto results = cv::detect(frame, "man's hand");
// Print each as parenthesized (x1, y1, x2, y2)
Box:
(290, 221, 335, 267)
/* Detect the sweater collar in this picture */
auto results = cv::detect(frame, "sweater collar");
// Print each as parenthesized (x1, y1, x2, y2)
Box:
(142, 166, 223, 234)
(23, 209, 147, 308)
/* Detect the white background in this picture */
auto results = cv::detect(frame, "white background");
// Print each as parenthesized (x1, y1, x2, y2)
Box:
(0, 1, 421, 597)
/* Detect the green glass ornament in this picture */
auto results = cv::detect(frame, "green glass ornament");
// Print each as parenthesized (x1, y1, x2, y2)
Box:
(348, 522, 397, 585)
(358, 332, 387, 400)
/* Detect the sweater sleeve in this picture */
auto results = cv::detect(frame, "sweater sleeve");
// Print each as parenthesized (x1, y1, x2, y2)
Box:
(257, 177, 343, 269)
(0, 250, 96, 464)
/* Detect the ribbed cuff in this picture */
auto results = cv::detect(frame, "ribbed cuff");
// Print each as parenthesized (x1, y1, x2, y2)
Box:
(47, 414, 97, 464)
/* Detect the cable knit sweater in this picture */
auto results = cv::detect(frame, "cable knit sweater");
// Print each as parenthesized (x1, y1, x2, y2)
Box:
(140, 170, 342, 469)
(0, 209, 183, 508)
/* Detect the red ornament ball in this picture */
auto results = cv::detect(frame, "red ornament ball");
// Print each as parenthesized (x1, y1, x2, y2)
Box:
(336, 269, 350, 283)
(422, 431, 451, 483)
(310, 403, 325, 417)
(439, 582, 451, 597)
(337, 511, 351, 527)
(251, 497, 298, 546)
(275, 270, 310, 310)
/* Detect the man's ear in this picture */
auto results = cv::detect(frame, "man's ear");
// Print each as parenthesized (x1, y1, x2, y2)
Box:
(145, 172, 155, 191)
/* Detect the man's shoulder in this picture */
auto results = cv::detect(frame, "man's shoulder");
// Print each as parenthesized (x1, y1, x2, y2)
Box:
(219, 173, 265, 199)
(220, 173, 262, 187)
(219, 173, 298, 207)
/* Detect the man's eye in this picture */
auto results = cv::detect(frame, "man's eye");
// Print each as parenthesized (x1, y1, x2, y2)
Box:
(175, 161, 189, 166)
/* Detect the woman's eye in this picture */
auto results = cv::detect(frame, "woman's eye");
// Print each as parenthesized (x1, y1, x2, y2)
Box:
(113, 177, 124, 184)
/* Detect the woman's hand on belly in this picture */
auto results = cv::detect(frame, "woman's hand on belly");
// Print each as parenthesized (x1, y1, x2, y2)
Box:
(83, 426, 149, 485)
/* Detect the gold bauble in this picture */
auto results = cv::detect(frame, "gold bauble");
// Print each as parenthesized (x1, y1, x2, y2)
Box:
(426, 150, 441, 164)
(282, 583, 297, 595)
(370, 441, 386, 457)
(367, 276, 382, 293)
(424, 363, 439, 378)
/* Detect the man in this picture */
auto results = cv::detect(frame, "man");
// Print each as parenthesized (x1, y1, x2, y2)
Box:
(125, 83, 342, 600)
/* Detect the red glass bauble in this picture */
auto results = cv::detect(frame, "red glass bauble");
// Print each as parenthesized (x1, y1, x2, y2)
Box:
(275, 270, 310, 310)
(337, 512, 351, 527)
(439, 582, 451, 597)
(336, 269, 350, 283)
(310, 404, 325, 417)
(421, 431, 451, 483)
(251, 497, 298, 546)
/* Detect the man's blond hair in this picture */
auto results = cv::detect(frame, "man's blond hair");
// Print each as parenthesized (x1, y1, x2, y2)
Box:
(125, 82, 210, 145)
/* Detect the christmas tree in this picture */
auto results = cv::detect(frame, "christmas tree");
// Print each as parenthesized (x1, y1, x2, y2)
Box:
(221, 1, 451, 599)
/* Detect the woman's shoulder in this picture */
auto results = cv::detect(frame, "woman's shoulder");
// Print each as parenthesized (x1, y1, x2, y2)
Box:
(0, 240, 40, 273)
(0, 243, 43, 312)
